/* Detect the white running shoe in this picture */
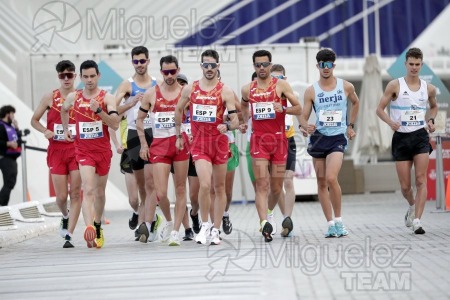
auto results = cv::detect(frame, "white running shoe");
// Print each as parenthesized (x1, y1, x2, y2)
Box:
(168, 230, 181, 246)
(148, 214, 162, 242)
(412, 219, 425, 234)
(404, 208, 415, 228)
(195, 222, 211, 245)
(267, 212, 277, 235)
(210, 228, 221, 245)
(160, 221, 174, 243)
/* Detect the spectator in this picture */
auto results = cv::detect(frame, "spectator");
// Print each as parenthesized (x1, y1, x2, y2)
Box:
(0, 105, 22, 206)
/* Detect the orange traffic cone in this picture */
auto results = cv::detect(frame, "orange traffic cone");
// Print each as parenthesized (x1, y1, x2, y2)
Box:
(446, 176, 450, 210)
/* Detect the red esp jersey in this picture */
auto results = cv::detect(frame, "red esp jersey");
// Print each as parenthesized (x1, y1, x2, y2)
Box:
(189, 80, 225, 138)
(72, 89, 110, 152)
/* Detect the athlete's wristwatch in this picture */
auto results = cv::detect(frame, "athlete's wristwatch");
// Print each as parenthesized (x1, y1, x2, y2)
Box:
(94, 107, 102, 114)
(428, 118, 435, 124)
(177, 135, 183, 139)
(348, 123, 354, 129)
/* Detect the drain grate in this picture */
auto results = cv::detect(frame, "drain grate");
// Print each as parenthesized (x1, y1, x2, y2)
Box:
(0, 207, 17, 230)
(19, 206, 42, 219)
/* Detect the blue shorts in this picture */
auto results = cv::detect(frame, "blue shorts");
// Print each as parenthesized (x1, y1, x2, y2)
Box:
(307, 131, 347, 159)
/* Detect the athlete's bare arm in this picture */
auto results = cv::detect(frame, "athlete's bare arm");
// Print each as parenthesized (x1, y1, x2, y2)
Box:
(136, 87, 155, 160)
(276, 79, 302, 116)
(239, 83, 251, 133)
(299, 85, 316, 136)
(61, 92, 76, 142)
(427, 83, 438, 133)
(376, 79, 400, 131)
(218, 85, 239, 133)
(115, 81, 139, 115)
(343, 81, 359, 140)
(89, 93, 119, 130)
(115, 80, 131, 106)
(174, 84, 193, 150)
(31, 92, 54, 139)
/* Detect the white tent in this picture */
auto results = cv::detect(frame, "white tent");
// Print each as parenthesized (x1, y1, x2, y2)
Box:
(351, 54, 392, 164)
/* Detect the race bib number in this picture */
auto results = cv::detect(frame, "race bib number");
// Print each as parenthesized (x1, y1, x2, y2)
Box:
(182, 123, 192, 135)
(53, 124, 76, 140)
(192, 104, 217, 123)
(154, 111, 175, 129)
(253, 102, 275, 120)
(401, 110, 425, 126)
(318, 110, 342, 127)
(79, 121, 103, 139)
(134, 107, 152, 125)
(285, 114, 293, 131)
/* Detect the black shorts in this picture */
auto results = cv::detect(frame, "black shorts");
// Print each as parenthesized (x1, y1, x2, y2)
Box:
(392, 128, 432, 161)
(127, 128, 153, 170)
(170, 155, 197, 177)
(286, 136, 297, 172)
(307, 131, 347, 159)
(120, 149, 133, 174)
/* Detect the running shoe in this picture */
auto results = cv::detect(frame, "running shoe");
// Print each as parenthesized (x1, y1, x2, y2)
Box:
(129, 212, 139, 230)
(281, 216, 293, 237)
(84, 225, 97, 248)
(335, 221, 349, 237)
(195, 222, 211, 245)
(168, 230, 181, 246)
(190, 209, 200, 234)
(267, 212, 277, 235)
(412, 219, 425, 234)
(222, 216, 232, 235)
(63, 234, 74, 248)
(262, 221, 273, 242)
(183, 228, 194, 241)
(404, 208, 415, 228)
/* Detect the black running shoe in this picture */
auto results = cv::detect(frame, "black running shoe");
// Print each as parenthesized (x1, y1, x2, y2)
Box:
(129, 212, 139, 230)
(63, 234, 74, 248)
(59, 216, 69, 238)
(134, 229, 140, 241)
(138, 222, 149, 243)
(183, 228, 194, 241)
(262, 222, 273, 242)
(190, 209, 200, 234)
(222, 216, 232, 235)
(281, 216, 293, 237)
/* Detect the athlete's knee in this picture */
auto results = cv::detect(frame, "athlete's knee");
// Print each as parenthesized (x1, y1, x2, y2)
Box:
(415, 174, 427, 189)
(325, 174, 338, 186)
(199, 181, 211, 193)
(283, 177, 294, 190)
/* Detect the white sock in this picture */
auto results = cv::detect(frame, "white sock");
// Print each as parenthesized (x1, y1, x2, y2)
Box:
(223, 211, 229, 217)
(145, 222, 151, 232)
(134, 210, 139, 214)
(328, 220, 335, 226)
(335, 217, 342, 223)
(413, 218, 420, 224)
(409, 205, 415, 210)
(63, 214, 69, 219)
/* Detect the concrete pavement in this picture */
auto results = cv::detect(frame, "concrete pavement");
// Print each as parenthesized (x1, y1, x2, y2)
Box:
(0, 192, 450, 300)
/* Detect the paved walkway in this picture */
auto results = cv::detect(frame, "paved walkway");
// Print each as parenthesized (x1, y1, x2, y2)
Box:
(0, 193, 450, 300)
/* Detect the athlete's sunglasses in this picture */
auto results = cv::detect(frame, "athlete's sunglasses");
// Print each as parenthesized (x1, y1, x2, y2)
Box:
(132, 59, 148, 65)
(161, 69, 178, 76)
(200, 62, 218, 69)
(318, 61, 334, 69)
(271, 74, 286, 80)
(58, 73, 75, 79)
(254, 62, 271, 68)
